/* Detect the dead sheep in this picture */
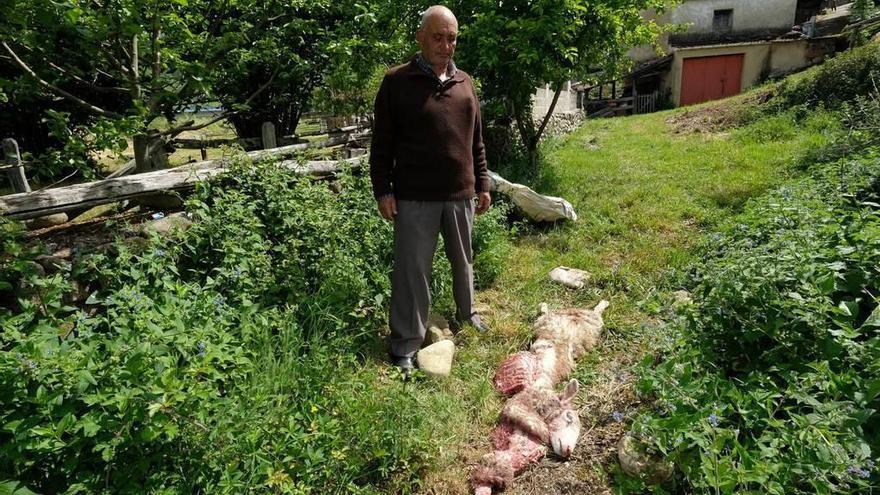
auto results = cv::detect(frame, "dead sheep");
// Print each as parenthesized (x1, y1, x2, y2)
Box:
(471, 380, 581, 495)
(492, 300, 609, 394)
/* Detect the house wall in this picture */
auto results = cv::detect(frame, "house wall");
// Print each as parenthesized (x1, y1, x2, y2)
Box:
(532, 81, 580, 119)
(671, 0, 798, 33)
(665, 38, 829, 106)
(666, 43, 770, 106)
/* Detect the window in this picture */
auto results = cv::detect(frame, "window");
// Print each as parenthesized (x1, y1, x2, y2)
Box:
(713, 9, 733, 33)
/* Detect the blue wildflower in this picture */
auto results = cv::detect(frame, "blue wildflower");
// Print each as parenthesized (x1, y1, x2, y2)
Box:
(848, 466, 871, 478)
(213, 295, 226, 309)
(708, 413, 719, 427)
(231, 265, 243, 280)
(612, 411, 625, 423)
(154, 249, 166, 257)
(197, 341, 207, 357)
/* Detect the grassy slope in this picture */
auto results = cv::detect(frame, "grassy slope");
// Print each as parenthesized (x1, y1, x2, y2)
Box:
(417, 96, 838, 494)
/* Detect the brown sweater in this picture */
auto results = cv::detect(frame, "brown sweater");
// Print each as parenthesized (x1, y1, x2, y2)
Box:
(369, 59, 490, 201)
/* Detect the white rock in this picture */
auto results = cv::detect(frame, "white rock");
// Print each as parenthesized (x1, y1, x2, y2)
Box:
(549, 266, 590, 289)
(672, 290, 693, 305)
(417, 340, 456, 378)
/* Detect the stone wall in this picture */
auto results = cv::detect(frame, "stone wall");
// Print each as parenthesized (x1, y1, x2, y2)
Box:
(538, 111, 585, 138)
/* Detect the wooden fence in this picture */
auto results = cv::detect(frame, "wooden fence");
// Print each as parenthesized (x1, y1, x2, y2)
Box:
(0, 125, 371, 219)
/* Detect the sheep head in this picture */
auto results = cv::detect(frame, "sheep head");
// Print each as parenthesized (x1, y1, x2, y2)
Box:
(548, 379, 581, 458)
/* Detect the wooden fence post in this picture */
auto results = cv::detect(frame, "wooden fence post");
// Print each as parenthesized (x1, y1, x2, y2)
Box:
(3, 138, 31, 193)
(134, 134, 170, 174)
(262, 122, 277, 150)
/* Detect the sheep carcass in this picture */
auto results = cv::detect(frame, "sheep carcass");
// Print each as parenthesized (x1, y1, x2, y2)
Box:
(492, 300, 609, 395)
(471, 380, 581, 495)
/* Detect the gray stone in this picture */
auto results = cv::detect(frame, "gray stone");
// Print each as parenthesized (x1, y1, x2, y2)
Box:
(549, 266, 590, 289)
(140, 212, 193, 237)
(416, 340, 455, 378)
(63, 280, 91, 304)
(424, 312, 454, 346)
(618, 435, 673, 485)
(35, 255, 70, 274)
(71, 202, 124, 223)
(25, 213, 68, 230)
(22, 261, 45, 278)
(52, 247, 74, 260)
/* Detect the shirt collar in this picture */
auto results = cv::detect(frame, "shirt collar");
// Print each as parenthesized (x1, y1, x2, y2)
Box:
(415, 53, 457, 81)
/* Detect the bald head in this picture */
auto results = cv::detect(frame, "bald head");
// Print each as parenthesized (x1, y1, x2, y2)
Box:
(419, 5, 457, 30)
(416, 5, 458, 76)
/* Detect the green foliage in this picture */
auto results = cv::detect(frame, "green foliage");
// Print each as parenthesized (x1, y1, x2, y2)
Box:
(0, 160, 511, 493)
(628, 155, 880, 494)
(1, 0, 411, 176)
(451, 0, 675, 168)
(771, 43, 880, 110)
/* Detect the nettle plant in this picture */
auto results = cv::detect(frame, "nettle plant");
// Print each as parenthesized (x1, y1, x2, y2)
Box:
(1, 158, 513, 494)
(627, 157, 880, 495)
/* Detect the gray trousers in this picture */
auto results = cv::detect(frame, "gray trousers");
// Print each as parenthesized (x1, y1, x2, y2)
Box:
(390, 199, 475, 358)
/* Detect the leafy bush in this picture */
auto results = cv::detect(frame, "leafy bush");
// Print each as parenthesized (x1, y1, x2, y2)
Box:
(771, 42, 880, 110)
(626, 157, 880, 494)
(0, 158, 512, 494)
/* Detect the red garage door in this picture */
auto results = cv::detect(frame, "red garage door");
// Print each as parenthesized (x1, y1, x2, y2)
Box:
(680, 54, 744, 106)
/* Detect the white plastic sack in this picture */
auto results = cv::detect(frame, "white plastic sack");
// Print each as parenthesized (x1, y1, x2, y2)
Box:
(488, 171, 577, 222)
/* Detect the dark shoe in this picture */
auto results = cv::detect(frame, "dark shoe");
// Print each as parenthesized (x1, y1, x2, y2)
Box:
(389, 354, 415, 379)
(456, 313, 489, 333)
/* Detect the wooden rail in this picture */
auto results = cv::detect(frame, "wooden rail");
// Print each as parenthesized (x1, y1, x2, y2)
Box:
(0, 155, 368, 219)
(0, 129, 371, 219)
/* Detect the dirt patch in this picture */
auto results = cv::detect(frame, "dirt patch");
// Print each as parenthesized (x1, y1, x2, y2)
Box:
(666, 89, 772, 135)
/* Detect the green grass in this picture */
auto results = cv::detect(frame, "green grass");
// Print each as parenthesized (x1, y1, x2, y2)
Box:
(418, 99, 841, 493)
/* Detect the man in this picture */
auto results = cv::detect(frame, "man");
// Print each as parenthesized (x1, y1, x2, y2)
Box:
(369, 5, 491, 374)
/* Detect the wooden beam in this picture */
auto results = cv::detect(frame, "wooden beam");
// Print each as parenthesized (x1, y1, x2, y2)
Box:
(0, 155, 367, 219)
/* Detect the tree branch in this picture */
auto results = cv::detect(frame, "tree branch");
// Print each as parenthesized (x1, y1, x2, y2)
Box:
(151, 1, 162, 92)
(131, 33, 141, 100)
(157, 66, 281, 139)
(2, 42, 122, 118)
(157, 67, 280, 138)
(509, 97, 532, 148)
(45, 61, 129, 95)
(535, 80, 565, 143)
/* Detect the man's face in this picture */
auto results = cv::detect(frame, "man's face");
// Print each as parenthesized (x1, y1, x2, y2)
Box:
(416, 13, 458, 69)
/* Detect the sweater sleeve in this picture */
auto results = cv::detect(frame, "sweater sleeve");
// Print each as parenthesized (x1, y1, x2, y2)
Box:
(369, 74, 395, 199)
(471, 81, 491, 193)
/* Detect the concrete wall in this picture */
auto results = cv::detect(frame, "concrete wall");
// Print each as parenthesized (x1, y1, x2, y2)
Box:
(532, 81, 580, 119)
(666, 43, 771, 106)
(665, 38, 828, 106)
(671, 0, 798, 34)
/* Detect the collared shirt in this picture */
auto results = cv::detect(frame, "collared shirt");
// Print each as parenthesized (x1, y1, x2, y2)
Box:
(415, 53, 457, 83)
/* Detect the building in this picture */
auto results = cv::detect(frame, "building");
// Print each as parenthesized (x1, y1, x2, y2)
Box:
(583, 0, 848, 113)
(661, 0, 846, 107)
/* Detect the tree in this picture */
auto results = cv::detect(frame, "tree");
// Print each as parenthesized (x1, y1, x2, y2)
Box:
(452, 0, 673, 171)
(1, 0, 274, 174)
